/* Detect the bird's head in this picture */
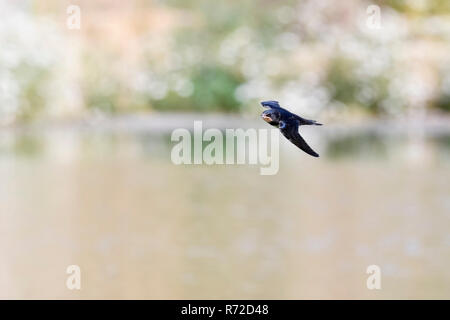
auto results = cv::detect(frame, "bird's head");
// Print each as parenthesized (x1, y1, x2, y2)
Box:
(261, 109, 280, 125)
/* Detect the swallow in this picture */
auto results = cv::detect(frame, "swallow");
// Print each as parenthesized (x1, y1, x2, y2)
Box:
(260, 100, 322, 157)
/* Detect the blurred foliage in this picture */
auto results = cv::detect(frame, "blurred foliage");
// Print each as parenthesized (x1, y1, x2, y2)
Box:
(152, 65, 243, 112)
(16, 67, 51, 121)
(435, 65, 450, 112)
(12, 134, 44, 157)
(325, 53, 392, 115)
(380, 0, 450, 14)
(82, 54, 121, 114)
(436, 91, 450, 112)
(1, 0, 450, 124)
(140, 0, 289, 112)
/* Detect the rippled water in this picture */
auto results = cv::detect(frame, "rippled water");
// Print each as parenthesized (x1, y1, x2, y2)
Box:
(1, 126, 449, 299)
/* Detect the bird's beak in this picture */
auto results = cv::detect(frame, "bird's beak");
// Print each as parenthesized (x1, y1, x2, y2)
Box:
(262, 115, 272, 122)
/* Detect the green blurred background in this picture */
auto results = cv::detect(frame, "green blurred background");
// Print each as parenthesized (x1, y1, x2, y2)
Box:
(1, 0, 450, 299)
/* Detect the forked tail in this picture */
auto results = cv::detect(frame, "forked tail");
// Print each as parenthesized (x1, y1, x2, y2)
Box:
(300, 118, 323, 126)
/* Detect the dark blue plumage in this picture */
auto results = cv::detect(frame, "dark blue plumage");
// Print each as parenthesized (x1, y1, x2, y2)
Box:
(260, 100, 322, 157)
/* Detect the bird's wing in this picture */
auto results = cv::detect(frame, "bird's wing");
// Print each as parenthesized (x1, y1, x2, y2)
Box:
(261, 101, 281, 109)
(280, 121, 319, 157)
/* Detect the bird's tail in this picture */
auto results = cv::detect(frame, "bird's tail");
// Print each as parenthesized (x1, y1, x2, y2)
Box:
(301, 119, 323, 126)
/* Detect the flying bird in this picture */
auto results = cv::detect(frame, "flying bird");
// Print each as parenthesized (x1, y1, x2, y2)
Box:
(260, 100, 322, 157)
